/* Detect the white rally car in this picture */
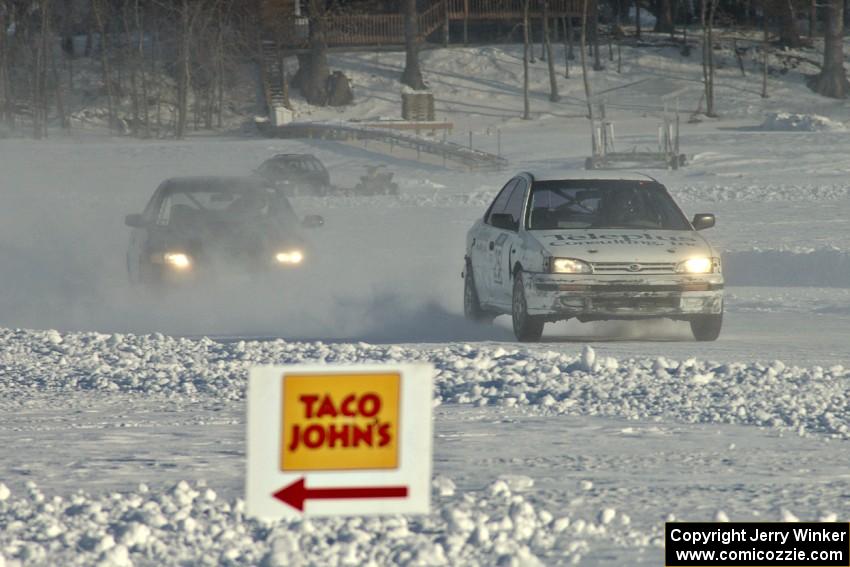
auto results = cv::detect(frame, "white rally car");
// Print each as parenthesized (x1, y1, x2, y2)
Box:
(463, 171, 724, 342)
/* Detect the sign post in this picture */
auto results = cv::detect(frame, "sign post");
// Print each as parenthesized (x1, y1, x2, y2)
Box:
(246, 364, 433, 519)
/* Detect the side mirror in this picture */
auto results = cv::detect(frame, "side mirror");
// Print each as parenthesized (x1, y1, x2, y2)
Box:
(125, 213, 146, 228)
(692, 213, 715, 231)
(302, 214, 325, 228)
(490, 213, 517, 231)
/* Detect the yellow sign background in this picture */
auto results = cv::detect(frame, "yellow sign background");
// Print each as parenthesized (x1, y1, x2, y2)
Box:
(281, 373, 400, 471)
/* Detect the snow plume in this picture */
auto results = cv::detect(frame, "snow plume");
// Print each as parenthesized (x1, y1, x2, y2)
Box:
(1, 328, 848, 439)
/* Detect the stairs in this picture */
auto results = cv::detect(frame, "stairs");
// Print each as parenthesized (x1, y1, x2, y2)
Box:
(260, 41, 288, 111)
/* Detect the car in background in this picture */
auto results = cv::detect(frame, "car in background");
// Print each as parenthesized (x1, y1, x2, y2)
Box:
(463, 171, 724, 342)
(254, 154, 331, 197)
(125, 176, 324, 286)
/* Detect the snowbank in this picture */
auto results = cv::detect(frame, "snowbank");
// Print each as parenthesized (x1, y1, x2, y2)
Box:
(1, 329, 847, 438)
(724, 247, 850, 288)
(759, 112, 847, 132)
(0, 477, 638, 567)
(670, 183, 850, 202)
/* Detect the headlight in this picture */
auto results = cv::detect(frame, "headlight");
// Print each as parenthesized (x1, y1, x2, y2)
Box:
(163, 252, 191, 269)
(551, 258, 592, 274)
(677, 257, 719, 274)
(275, 250, 304, 264)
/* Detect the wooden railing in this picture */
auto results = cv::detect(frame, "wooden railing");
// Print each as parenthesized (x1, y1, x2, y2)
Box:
(270, 0, 581, 48)
(447, 0, 581, 19)
(326, 14, 404, 46)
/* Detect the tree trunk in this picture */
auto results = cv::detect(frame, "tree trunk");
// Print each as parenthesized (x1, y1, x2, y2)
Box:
(592, 0, 603, 70)
(176, 0, 191, 138)
(562, 17, 570, 78)
(93, 0, 116, 132)
(654, 0, 674, 33)
(810, 0, 817, 37)
(136, 0, 150, 137)
(701, 0, 719, 116)
(522, 0, 531, 119)
(813, 0, 847, 98)
(778, 0, 803, 47)
(580, 0, 593, 120)
(303, 0, 329, 105)
(635, 0, 641, 39)
(762, 13, 769, 98)
(0, 7, 8, 127)
(544, 2, 559, 101)
(401, 0, 425, 89)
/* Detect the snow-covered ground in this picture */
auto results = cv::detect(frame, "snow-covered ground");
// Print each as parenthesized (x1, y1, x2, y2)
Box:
(1, 42, 850, 566)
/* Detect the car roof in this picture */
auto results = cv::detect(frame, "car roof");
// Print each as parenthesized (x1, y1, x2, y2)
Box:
(163, 176, 273, 192)
(522, 170, 658, 183)
(270, 154, 320, 161)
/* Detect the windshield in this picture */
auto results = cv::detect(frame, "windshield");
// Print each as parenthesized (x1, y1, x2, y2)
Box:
(156, 187, 296, 227)
(526, 180, 690, 230)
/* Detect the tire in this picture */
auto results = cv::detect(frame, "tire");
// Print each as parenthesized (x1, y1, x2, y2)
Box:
(512, 271, 545, 342)
(464, 267, 493, 324)
(690, 312, 723, 342)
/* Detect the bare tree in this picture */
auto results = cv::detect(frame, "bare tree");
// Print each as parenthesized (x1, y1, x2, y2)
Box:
(634, 0, 641, 39)
(543, 1, 559, 102)
(92, 0, 116, 132)
(302, 0, 330, 105)
(561, 17, 571, 78)
(522, 0, 531, 119)
(762, 11, 769, 98)
(580, 0, 593, 119)
(812, 0, 847, 98)
(591, 0, 603, 71)
(401, 0, 425, 89)
(701, 0, 719, 117)
(776, 0, 803, 48)
(32, 0, 50, 138)
(654, 0, 673, 33)
(0, 1, 9, 127)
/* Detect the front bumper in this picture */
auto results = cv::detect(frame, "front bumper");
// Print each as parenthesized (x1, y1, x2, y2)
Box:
(525, 273, 724, 320)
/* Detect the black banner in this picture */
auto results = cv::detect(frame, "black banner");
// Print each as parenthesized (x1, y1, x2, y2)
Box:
(665, 522, 850, 567)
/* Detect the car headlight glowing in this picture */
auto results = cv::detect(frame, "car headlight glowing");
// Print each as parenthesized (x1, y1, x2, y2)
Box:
(163, 252, 192, 269)
(551, 258, 592, 274)
(275, 250, 304, 264)
(677, 257, 718, 274)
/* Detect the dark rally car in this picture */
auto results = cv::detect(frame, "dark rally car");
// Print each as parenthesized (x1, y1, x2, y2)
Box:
(254, 154, 332, 196)
(125, 176, 323, 285)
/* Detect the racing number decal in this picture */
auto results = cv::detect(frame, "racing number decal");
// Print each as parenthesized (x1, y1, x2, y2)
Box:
(492, 233, 509, 286)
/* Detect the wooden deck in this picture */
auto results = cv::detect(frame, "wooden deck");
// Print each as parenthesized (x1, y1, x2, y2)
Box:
(265, 0, 582, 49)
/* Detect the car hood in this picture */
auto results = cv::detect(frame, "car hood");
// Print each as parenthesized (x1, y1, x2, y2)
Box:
(530, 229, 716, 263)
(155, 220, 304, 257)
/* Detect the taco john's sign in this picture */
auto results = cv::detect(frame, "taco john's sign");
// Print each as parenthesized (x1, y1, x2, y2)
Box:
(282, 372, 400, 470)
(247, 364, 433, 519)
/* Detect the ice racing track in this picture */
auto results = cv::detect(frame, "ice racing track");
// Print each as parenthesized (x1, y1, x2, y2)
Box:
(1, 133, 850, 565)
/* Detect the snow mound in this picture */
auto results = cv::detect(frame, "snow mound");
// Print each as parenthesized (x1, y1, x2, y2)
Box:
(671, 184, 850, 202)
(723, 247, 850, 288)
(0, 329, 848, 438)
(0, 479, 634, 566)
(759, 112, 846, 132)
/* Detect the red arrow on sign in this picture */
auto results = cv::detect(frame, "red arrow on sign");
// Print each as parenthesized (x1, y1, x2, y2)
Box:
(272, 478, 409, 512)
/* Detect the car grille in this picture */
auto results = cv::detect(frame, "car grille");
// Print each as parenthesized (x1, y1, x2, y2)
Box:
(591, 296, 680, 310)
(590, 262, 677, 274)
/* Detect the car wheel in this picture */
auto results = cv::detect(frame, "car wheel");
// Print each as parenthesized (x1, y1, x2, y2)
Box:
(690, 311, 723, 342)
(512, 271, 544, 342)
(464, 266, 493, 324)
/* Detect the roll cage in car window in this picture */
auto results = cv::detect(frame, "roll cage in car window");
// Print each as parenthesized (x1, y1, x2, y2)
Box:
(524, 179, 692, 231)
